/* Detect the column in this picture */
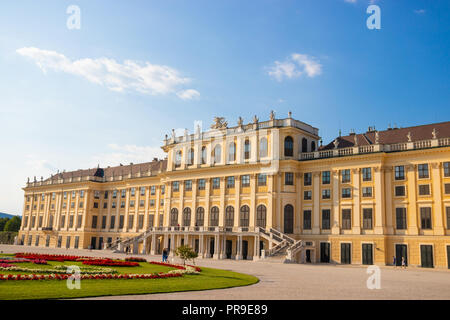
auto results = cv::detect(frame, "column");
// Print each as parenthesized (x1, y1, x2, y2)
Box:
(268, 175, 274, 228)
(213, 234, 220, 259)
(170, 233, 175, 256)
(352, 168, 361, 234)
(199, 234, 204, 258)
(374, 166, 386, 234)
(221, 235, 226, 259)
(295, 173, 302, 233)
(234, 176, 241, 228)
(236, 235, 243, 260)
(332, 170, 340, 234)
(150, 235, 156, 255)
(142, 237, 147, 254)
(250, 174, 257, 228)
(431, 162, 445, 235)
(384, 167, 394, 234)
(312, 172, 320, 234)
(253, 235, 260, 261)
(406, 165, 419, 235)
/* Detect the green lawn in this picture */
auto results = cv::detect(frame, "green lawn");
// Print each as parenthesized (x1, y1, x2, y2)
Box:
(0, 255, 258, 300)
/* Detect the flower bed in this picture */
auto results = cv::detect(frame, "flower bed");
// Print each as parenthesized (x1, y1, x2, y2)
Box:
(81, 259, 139, 267)
(15, 253, 85, 262)
(125, 257, 147, 262)
(0, 263, 14, 268)
(0, 272, 183, 281)
(0, 264, 117, 274)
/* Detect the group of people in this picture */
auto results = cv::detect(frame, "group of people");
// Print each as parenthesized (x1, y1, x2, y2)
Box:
(393, 256, 407, 268)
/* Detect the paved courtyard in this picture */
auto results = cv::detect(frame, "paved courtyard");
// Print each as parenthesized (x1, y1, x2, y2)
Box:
(1, 244, 449, 300)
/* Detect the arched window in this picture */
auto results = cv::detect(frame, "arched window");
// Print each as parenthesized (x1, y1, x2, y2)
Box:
(228, 142, 236, 162)
(182, 208, 191, 226)
(188, 148, 194, 166)
(259, 138, 268, 158)
(175, 150, 182, 168)
(210, 206, 219, 226)
(240, 205, 250, 227)
(311, 141, 316, 152)
(284, 136, 294, 157)
(170, 208, 178, 226)
(244, 139, 251, 160)
(201, 146, 207, 164)
(284, 205, 294, 234)
(196, 207, 204, 226)
(225, 206, 234, 227)
(213, 144, 221, 164)
(256, 205, 267, 228)
(301, 138, 308, 153)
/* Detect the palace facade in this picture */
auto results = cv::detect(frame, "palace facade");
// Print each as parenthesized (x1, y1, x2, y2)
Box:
(18, 113, 450, 268)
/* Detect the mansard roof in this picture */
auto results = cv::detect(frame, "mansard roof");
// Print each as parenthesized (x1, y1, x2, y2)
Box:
(320, 121, 450, 151)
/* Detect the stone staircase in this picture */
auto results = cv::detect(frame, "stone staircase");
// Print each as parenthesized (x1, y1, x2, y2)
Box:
(256, 227, 304, 263)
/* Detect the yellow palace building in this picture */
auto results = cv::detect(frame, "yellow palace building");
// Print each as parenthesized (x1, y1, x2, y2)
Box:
(18, 112, 450, 268)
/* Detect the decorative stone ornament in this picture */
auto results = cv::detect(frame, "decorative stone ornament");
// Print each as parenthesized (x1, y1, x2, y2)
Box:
(333, 138, 339, 149)
(237, 116, 243, 127)
(354, 135, 358, 146)
(432, 128, 437, 139)
(211, 117, 227, 129)
(270, 110, 275, 120)
(375, 131, 379, 144)
(407, 131, 412, 142)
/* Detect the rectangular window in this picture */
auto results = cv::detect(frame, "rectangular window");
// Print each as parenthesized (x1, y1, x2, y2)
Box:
(52, 192, 56, 200)
(121, 189, 126, 198)
(198, 179, 206, 190)
(93, 202, 98, 209)
(418, 164, 429, 179)
(69, 215, 74, 228)
(395, 185, 406, 197)
(172, 181, 180, 192)
(285, 172, 294, 185)
(363, 208, 373, 229)
(112, 201, 116, 209)
(241, 175, 250, 187)
(150, 186, 156, 195)
(362, 187, 372, 197)
(140, 187, 146, 196)
(342, 188, 351, 198)
(128, 215, 134, 229)
(420, 207, 432, 229)
(322, 209, 331, 229)
(322, 189, 331, 199)
(38, 216, 43, 228)
(396, 208, 407, 230)
(341, 169, 351, 183)
(92, 216, 98, 228)
(304, 190, 312, 200)
(395, 166, 405, 180)
(101, 216, 106, 229)
(64, 192, 67, 200)
(103, 202, 107, 209)
(304, 173, 312, 186)
(446, 207, 450, 229)
(150, 199, 155, 207)
(104, 191, 109, 199)
(362, 168, 372, 181)
(418, 184, 430, 196)
(74, 236, 79, 249)
(110, 216, 115, 229)
(60, 215, 65, 228)
(185, 180, 192, 191)
(258, 174, 267, 186)
(120, 201, 125, 209)
(212, 178, 220, 189)
(80, 190, 85, 198)
(444, 183, 450, 195)
(130, 200, 135, 208)
(161, 185, 165, 194)
(303, 210, 312, 230)
(444, 162, 450, 177)
(226, 176, 235, 188)
(149, 214, 154, 227)
(138, 215, 144, 229)
(79, 202, 84, 208)
(112, 190, 117, 198)
(119, 215, 124, 229)
(342, 209, 352, 229)
(130, 188, 135, 197)
(77, 215, 82, 228)
(140, 200, 145, 207)
(31, 216, 36, 228)
(322, 171, 330, 184)
(94, 191, 100, 199)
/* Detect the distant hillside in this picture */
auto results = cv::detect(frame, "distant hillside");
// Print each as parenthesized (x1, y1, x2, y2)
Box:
(0, 213, 15, 219)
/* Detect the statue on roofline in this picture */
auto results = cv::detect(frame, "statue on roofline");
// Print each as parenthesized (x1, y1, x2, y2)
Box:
(211, 117, 228, 129)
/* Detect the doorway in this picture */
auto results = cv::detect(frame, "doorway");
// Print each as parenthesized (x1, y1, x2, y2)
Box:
(395, 244, 408, 266)
(284, 205, 294, 234)
(259, 240, 264, 256)
(209, 238, 215, 256)
(420, 245, 433, 268)
(447, 246, 450, 269)
(242, 240, 248, 260)
(90, 237, 96, 250)
(194, 239, 199, 254)
(362, 244, 373, 265)
(226, 240, 232, 259)
(305, 249, 311, 263)
(320, 242, 330, 263)
(341, 243, 351, 264)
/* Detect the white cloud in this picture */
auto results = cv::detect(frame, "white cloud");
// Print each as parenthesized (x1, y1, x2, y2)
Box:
(414, 9, 426, 15)
(267, 53, 322, 81)
(177, 89, 200, 100)
(92, 143, 166, 167)
(16, 47, 199, 99)
(344, 0, 357, 3)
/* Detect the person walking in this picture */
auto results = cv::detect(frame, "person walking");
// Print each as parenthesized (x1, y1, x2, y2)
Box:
(162, 248, 168, 262)
(401, 257, 407, 269)
(393, 255, 397, 268)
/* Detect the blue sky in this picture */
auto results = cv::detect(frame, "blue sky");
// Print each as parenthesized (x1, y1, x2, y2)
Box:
(0, 0, 449, 214)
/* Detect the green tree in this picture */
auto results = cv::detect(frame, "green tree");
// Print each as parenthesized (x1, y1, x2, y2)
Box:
(4, 216, 21, 232)
(175, 245, 198, 265)
(0, 218, 8, 231)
